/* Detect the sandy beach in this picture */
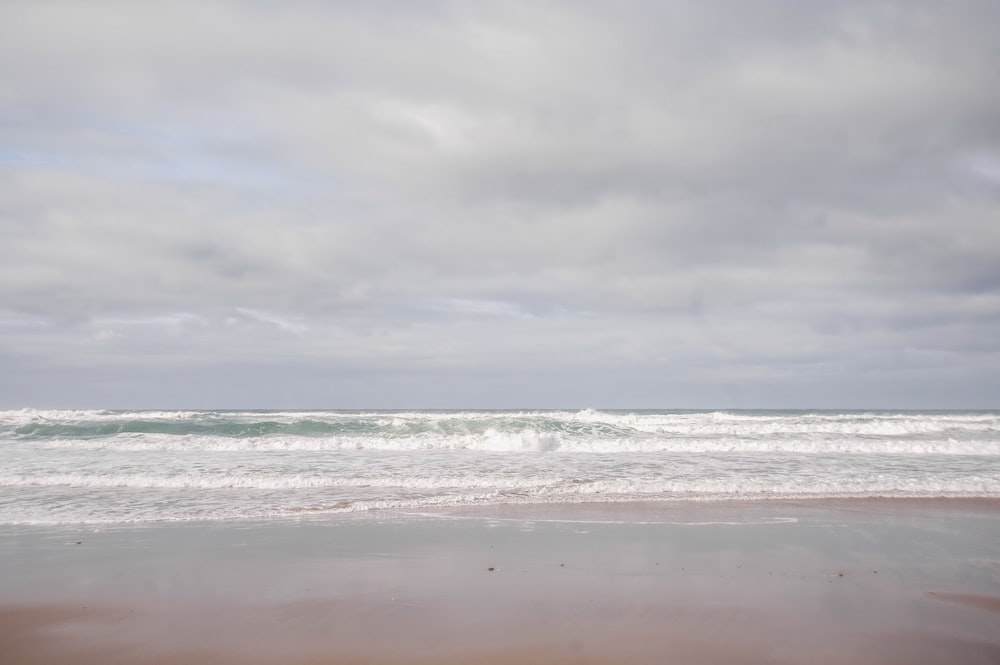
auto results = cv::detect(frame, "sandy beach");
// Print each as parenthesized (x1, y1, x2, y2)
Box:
(2, 499, 999, 664)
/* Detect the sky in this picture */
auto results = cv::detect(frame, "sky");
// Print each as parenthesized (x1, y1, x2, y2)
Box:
(1, 1, 999, 409)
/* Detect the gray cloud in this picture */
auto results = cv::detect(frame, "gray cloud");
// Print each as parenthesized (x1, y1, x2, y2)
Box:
(1, 0, 998, 408)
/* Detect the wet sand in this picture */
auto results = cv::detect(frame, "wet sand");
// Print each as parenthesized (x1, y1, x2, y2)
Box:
(2, 499, 999, 664)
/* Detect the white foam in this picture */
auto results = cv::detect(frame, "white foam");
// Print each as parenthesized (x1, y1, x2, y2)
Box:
(26, 432, 1000, 455)
(5, 408, 997, 430)
(4, 466, 999, 496)
(3, 408, 998, 526)
(4, 481, 999, 526)
(0, 471, 566, 491)
(564, 410, 1000, 436)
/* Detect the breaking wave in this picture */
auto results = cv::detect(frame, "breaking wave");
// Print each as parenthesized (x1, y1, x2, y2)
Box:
(2, 408, 998, 524)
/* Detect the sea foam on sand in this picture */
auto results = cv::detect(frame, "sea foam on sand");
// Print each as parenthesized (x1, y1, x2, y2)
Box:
(1, 499, 999, 664)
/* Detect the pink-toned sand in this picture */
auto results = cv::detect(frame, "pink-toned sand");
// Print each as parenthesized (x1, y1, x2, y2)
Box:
(2, 499, 999, 664)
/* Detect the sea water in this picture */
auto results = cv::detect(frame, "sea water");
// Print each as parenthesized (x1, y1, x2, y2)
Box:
(1, 409, 998, 524)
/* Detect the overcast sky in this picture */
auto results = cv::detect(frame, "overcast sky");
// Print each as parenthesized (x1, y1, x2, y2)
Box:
(2, 1, 999, 409)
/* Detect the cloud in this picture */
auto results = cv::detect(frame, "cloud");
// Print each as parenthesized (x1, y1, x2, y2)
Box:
(1, 0, 998, 407)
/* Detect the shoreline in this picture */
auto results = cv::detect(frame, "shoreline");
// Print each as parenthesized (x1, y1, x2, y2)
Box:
(5, 494, 1000, 531)
(2, 498, 999, 664)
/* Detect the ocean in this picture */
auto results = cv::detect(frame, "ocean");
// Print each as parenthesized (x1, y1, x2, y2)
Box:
(2, 408, 998, 525)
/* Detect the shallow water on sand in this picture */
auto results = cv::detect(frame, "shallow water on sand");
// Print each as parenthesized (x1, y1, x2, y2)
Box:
(1, 500, 999, 664)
